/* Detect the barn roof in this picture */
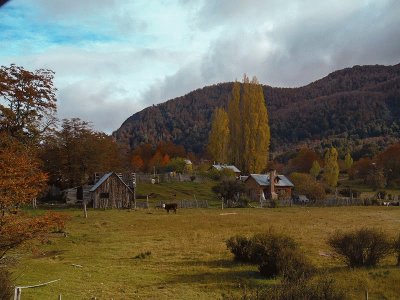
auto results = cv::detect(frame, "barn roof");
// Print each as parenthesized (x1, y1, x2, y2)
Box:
(246, 174, 294, 187)
(212, 164, 241, 173)
(90, 172, 132, 192)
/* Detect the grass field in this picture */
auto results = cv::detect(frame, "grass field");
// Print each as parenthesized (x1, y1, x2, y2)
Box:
(8, 206, 400, 299)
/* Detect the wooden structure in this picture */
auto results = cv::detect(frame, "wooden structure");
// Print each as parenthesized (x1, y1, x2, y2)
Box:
(90, 172, 134, 208)
(62, 185, 92, 204)
(244, 171, 294, 201)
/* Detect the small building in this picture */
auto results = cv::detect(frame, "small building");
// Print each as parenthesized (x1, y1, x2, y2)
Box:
(62, 185, 92, 204)
(244, 170, 294, 201)
(90, 172, 134, 208)
(212, 164, 241, 177)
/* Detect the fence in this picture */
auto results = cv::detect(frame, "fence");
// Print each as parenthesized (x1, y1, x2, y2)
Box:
(135, 173, 207, 183)
(154, 199, 209, 209)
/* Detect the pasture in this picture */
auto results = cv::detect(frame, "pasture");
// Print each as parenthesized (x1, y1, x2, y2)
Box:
(9, 206, 400, 299)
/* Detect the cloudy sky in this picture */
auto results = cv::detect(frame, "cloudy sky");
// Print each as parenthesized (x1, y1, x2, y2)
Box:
(1, 0, 399, 133)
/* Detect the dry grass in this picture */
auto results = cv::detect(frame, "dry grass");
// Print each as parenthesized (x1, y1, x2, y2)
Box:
(9, 206, 400, 299)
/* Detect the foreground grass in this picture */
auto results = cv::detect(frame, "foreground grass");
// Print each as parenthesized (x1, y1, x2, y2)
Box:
(9, 206, 400, 299)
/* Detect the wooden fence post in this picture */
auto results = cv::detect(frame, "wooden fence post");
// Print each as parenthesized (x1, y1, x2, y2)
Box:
(83, 200, 88, 218)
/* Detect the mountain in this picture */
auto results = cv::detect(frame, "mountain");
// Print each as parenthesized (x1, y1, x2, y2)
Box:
(113, 63, 400, 155)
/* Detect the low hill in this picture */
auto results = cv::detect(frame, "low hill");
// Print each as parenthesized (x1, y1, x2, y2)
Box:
(113, 63, 400, 154)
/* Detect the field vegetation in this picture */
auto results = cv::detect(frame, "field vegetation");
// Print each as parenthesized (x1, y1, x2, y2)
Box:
(6, 206, 400, 299)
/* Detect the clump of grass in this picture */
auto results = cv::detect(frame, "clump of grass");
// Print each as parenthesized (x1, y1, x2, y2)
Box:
(133, 251, 151, 259)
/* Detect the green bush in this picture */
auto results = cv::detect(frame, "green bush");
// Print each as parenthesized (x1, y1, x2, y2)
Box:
(226, 235, 252, 262)
(328, 227, 392, 268)
(0, 268, 13, 300)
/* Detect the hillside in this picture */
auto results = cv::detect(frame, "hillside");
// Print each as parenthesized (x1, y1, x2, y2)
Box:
(113, 63, 400, 154)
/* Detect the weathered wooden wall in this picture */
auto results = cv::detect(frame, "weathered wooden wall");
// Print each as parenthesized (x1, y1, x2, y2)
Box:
(92, 174, 133, 209)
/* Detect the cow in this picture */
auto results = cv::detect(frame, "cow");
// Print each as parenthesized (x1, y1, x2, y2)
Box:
(162, 203, 178, 213)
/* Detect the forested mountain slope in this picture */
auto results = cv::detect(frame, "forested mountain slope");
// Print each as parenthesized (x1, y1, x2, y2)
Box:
(113, 63, 400, 154)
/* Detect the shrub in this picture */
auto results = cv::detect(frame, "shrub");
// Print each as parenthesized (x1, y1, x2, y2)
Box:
(328, 227, 392, 268)
(226, 235, 252, 262)
(0, 268, 13, 300)
(227, 231, 315, 280)
(278, 248, 316, 282)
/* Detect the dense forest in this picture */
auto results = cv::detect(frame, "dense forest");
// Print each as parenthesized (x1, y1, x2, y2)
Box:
(113, 64, 400, 155)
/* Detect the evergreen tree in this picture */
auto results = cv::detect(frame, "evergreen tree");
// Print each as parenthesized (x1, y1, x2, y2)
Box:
(344, 152, 353, 172)
(207, 107, 230, 163)
(227, 76, 270, 173)
(310, 160, 321, 179)
(324, 147, 339, 187)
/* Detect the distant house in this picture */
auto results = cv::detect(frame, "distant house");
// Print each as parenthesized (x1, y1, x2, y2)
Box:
(90, 172, 134, 208)
(212, 164, 241, 177)
(244, 170, 294, 201)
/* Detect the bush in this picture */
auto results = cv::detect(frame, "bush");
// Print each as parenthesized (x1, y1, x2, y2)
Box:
(0, 268, 13, 300)
(277, 248, 316, 282)
(226, 235, 252, 262)
(227, 231, 315, 281)
(328, 227, 392, 268)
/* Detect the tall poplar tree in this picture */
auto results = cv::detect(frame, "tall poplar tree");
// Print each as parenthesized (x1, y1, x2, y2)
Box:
(324, 147, 339, 187)
(227, 75, 270, 173)
(344, 152, 353, 172)
(207, 107, 230, 163)
(228, 82, 242, 166)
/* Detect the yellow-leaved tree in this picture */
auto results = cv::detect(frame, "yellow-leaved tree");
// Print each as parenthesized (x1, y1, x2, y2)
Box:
(226, 75, 270, 173)
(323, 147, 339, 188)
(207, 108, 230, 163)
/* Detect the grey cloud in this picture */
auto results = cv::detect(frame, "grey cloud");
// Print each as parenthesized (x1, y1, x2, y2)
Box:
(58, 80, 140, 133)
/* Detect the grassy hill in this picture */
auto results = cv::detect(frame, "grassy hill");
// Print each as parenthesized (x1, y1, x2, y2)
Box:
(9, 207, 400, 299)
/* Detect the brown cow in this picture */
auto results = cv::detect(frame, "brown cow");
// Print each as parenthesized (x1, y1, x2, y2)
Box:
(162, 203, 177, 213)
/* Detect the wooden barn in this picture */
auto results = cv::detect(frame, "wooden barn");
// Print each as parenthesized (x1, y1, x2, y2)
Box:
(245, 170, 294, 201)
(90, 172, 134, 208)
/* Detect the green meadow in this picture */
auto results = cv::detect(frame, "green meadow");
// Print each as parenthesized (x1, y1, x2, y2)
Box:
(9, 206, 400, 299)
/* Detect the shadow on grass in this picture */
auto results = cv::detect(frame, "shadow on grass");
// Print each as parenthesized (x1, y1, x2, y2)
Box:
(165, 269, 263, 285)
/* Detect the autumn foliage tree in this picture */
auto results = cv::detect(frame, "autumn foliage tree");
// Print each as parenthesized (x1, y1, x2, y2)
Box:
(226, 76, 270, 173)
(323, 147, 339, 188)
(207, 107, 229, 163)
(130, 141, 186, 173)
(0, 64, 57, 143)
(41, 118, 123, 189)
(0, 133, 47, 212)
(0, 211, 68, 259)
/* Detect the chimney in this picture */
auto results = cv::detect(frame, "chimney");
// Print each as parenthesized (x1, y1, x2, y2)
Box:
(269, 170, 278, 200)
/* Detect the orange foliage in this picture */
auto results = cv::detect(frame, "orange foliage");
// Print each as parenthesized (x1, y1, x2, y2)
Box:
(162, 154, 170, 166)
(131, 141, 187, 172)
(0, 211, 69, 259)
(285, 148, 321, 174)
(131, 154, 144, 171)
(0, 134, 47, 210)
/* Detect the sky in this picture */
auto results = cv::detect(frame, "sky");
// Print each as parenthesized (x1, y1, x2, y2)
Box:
(1, 0, 399, 134)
